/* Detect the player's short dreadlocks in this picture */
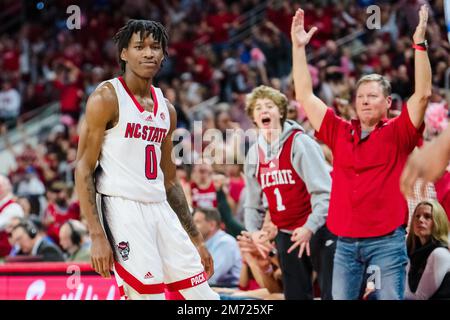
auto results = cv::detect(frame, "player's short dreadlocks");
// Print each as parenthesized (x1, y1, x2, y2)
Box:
(113, 19, 169, 73)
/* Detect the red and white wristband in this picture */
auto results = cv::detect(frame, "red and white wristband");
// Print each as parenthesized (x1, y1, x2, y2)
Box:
(412, 42, 427, 51)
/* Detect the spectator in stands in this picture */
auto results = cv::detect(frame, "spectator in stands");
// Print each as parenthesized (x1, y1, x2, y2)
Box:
(286, 101, 299, 122)
(190, 163, 217, 208)
(164, 87, 191, 130)
(292, 5, 431, 300)
(0, 175, 24, 259)
(15, 166, 46, 201)
(212, 172, 245, 238)
(28, 214, 55, 245)
(16, 197, 33, 217)
(52, 59, 84, 122)
(206, 0, 239, 57)
(215, 224, 285, 300)
(223, 163, 245, 215)
(5, 216, 23, 257)
(43, 181, 80, 244)
(84, 66, 105, 97)
(219, 50, 246, 103)
(405, 201, 450, 299)
(180, 72, 203, 106)
(237, 229, 283, 297)
(244, 85, 334, 300)
(59, 219, 90, 262)
(0, 0, 447, 127)
(193, 207, 242, 287)
(8, 219, 64, 262)
(0, 79, 21, 127)
(215, 110, 234, 140)
(254, 21, 291, 81)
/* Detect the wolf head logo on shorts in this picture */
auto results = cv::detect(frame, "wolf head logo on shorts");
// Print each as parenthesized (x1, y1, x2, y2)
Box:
(117, 241, 130, 261)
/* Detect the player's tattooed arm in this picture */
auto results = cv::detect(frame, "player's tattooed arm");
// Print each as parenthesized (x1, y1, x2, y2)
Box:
(85, 173, 97, 207)
(75, 85, 117, 237)
(76, 121, 104, 236)
(79, 171, 106, 238)
(75, 84, 117, 278)
(166, 183, 200, 240)
(161, 100, 215, 278)
(161, 100, 200, 241)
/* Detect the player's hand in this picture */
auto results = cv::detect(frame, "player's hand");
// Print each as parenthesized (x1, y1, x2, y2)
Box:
(90, 234, 114, 278)
(291, 8, 318, 48)
(196, 243, 214, 279)
(400, 144, 448, 198)
(413, 5, 428, 44)
(288, 226, 313, 258)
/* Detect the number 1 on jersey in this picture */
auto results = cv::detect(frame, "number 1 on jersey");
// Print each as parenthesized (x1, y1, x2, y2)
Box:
(274, 188, 286, 211)
(145, 145, 157, 180)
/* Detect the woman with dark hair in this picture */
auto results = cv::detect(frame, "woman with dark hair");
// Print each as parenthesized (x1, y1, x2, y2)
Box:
(405, 200, 450, 300)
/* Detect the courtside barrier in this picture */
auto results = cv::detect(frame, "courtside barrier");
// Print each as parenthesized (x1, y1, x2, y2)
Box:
(0, 262, 120, 300)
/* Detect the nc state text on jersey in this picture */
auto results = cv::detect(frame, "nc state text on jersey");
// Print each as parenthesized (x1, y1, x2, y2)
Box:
(124, 123, 168, 143)
(260, 169, 296, 188)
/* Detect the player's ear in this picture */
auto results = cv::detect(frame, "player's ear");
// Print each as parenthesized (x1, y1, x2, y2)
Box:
(120, 48, 128, 63)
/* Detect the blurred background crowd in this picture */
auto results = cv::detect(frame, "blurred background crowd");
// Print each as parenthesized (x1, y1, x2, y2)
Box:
(0, 0, 449, 299)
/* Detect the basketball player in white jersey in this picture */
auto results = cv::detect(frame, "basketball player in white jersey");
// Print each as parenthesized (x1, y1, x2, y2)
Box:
(75, 20, 219, 300)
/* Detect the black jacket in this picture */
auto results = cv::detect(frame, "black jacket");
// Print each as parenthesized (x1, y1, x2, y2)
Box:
(36, 238, 65, 262)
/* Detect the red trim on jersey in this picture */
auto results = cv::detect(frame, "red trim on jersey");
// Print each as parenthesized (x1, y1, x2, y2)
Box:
(150, 85, 159, 116)
(165, 271, 207, 291)
(118, 285, 125, 297)
(164, 289, 185, 300)
(114, 262, 165, 294)
(118, 76, 159, 116)
(0, 199, 14, 213)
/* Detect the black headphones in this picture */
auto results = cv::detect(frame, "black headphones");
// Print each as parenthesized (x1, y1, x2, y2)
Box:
(66, 220, 81, 246)
(15, 220, 38, 239)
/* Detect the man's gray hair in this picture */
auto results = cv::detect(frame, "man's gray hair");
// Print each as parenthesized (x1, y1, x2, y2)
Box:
(355, 74, 391, 97)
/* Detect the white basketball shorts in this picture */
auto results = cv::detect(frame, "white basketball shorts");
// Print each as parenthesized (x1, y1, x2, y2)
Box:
(97, 194, 217, 299)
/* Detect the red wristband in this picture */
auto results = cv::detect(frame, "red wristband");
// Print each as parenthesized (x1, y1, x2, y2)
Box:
(412, 43, 426, 51)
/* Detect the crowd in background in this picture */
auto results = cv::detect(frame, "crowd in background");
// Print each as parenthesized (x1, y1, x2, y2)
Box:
(0, 0, 449, 299)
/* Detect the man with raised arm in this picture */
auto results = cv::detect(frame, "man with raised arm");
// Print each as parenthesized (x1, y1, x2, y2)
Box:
(291, 5, 431, 300)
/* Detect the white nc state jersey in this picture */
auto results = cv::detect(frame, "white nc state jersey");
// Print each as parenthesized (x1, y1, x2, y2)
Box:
(95, 77, 171, 203)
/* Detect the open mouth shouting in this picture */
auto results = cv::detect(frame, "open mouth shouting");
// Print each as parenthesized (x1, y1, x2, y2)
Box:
(261, 116, 272, 127)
